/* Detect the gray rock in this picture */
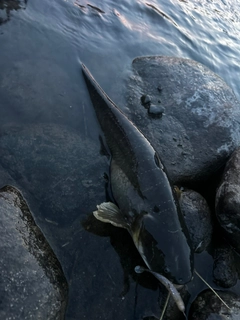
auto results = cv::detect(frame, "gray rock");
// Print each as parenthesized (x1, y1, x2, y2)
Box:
(213, 244, 238, 288)
(216, 147, 240, 252)
(148, 104, 165, 117)
(178, 188, 212, 253)
(189, 290, 240, 319)
(0, 185, 67, 320)
(141, 94, 152, 106)
(126, 56, 240, 184)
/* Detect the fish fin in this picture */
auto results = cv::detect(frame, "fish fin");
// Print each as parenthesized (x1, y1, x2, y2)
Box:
(173, 185, 182, 199)
(93, 202, 129, 229)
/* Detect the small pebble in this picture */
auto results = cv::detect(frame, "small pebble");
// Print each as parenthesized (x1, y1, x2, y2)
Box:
(141, 94, 151, 107)
(148, 105, 165, 117)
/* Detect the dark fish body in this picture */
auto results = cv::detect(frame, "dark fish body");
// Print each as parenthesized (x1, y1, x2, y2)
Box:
(82, 64, 193, 285)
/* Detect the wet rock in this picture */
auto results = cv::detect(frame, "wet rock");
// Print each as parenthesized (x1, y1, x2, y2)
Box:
(179, 188, 212, 253)
(148, 104, 165, 117)
(141, 94, 152, 107)
(126, 56, 240, 184)
(189, 290, 240, 319)
(212, 244, 238, 288)
(215, 147, 240, 252)
(0, 185, 67, 320)
(140, 93, 165, 117)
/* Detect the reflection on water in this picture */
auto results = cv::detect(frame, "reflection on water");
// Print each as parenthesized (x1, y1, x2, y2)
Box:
(74, 2, 105, 13)
(0, 0, 27, 24)
(145, 2, 178, 26)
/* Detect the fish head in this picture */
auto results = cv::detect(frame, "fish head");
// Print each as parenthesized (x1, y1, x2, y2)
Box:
(132, 211, 194, 285)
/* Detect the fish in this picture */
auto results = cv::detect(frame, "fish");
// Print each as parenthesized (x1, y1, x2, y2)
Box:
(81, 63, 193, 288)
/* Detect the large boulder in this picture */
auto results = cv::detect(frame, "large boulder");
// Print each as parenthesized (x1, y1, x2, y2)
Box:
(0, 185, 68, 319)
(126, 56, 240, 184)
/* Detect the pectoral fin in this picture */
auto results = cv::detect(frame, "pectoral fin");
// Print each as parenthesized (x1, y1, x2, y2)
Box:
(93, 202, 129, 229)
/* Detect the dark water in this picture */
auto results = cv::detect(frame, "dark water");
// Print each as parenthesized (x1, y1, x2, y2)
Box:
(0, 0, 240, 319)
